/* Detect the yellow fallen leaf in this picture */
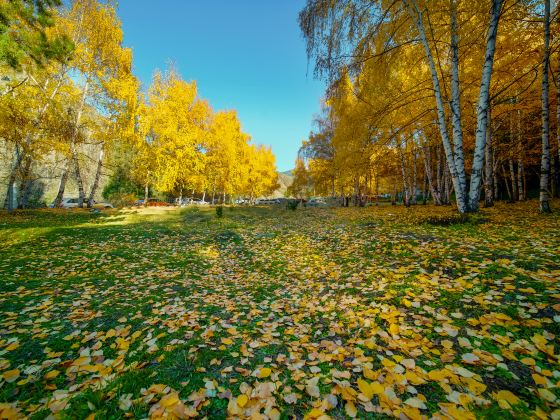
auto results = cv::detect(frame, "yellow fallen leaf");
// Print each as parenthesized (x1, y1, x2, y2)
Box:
(237, 394, 248, 408)
(160, 393, 180, 408)
(44, 370, 60, 380)
(258, 367, 271, 378)
(345, 401, 357, 418)
(495, 390, 520, 409)
(5, 342, 19, 351)
(3, 369, 20, 383)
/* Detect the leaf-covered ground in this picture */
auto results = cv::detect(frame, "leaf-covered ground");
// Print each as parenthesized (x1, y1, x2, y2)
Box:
(0, 202, 559, 419)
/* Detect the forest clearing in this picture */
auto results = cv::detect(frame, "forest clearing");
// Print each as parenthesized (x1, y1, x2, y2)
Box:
(2, 0, 560, 419)
(1, 203, 559, 419)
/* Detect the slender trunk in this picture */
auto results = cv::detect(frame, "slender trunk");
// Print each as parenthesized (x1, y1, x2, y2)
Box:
(502, 165, 512, 201)
(405, 0, 467, 212)
(17, 157, 32, 209)
(73, 81, 89, 208)
(422, 162, 427, 204)
(484, 105, 494, 207)
(450, 0, 467, 199)
(493, 143, 499, 200)
(87, 146, 104, 208)
(397, 138, 410, 207)
(517, 109, 525, 200)
(144, 177, 149, 207)
(411, 147, 418, 205)
(423, 142, 440, 205)
(467, 0, 504, 212)
(72, 146, 85, 208)
(557, 7, 560, 197)
(436, 144, 443, 202)
(517, 160, 524, 201)
(509, 159, 517, 201)
(540, 0, 552, 212)
(4, 146, 24, 211)
(54, 160, 71, 207)
(202, 191, 206, 202)
(444, 163, 452, 205)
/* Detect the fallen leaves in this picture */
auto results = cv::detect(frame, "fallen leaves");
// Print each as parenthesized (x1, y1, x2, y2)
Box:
(0, 203, 559, 418)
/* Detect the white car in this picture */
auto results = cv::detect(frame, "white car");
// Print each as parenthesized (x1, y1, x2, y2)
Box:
(49, 197, 113, 209)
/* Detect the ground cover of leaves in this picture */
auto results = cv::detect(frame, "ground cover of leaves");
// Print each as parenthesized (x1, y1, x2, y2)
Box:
(0, 202, 559, 419)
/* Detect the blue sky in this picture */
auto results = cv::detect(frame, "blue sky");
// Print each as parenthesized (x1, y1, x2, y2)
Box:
(116, 0, 325, 172)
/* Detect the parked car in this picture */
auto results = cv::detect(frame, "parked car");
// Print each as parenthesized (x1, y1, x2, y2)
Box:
(191, 198, 209, 206)
(255, 198, 281, 205)
(49, 198, 113, 209)
(307, 197, 328, 207)
(175, 198, 192, 206)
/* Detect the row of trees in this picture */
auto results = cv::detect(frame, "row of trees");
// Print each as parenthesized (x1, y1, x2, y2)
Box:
(293, 0, 559, 213)
(0, 0, 278, 211)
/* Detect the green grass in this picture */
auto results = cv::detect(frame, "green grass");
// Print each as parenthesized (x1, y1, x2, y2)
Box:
(0, 202, 559, 419)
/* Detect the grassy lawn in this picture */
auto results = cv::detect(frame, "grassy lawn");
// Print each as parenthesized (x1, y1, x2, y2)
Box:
(0, 202, 559, 419)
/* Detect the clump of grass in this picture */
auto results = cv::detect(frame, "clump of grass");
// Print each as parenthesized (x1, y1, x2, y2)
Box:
(286, 200, 299, 211)
(423, 214, 470, 226)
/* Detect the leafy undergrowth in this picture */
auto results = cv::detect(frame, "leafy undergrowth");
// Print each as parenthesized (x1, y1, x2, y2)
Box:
(0, 202, 559, 419)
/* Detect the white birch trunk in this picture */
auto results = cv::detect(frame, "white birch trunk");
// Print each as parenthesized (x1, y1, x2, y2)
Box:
(484, 105, 494, 207)
(449, 0, 466, 199)
(539, 0, 552, 212)
(404, 0, 467, 212)
(467, 0, 504, 212)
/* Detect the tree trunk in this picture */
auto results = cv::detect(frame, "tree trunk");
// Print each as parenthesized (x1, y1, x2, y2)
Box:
(144, 178, 149, 207)
(53, 160, 71, 207)
(73, 81, 89, 208)
(72, 146, 86, 208)
(557, 6, 560, 198)
(423, 143, 440, 205)
(509, 158, 517, 202)
(411, 146, 418, 205)
(4, 146, 24, 211)
(404, 0, 467, 212)
(502, 165, 512, 201)
(517, 160, 524, 201)
(449, 0, 467, 199)
(539, 0, 552, 213)
(87, 146, 104, 208)
(397, 137, 410, 207)
(467, 0, 504, 212)
(484, 105, 494, 207)
(16, 157, 32, 209)
(517, 109, 525, 201)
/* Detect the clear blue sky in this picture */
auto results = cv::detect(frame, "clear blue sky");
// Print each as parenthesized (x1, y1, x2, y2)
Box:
(116, 0, 325, 172)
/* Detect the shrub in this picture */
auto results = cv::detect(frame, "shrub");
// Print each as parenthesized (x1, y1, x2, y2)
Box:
(215, 206, 223, 218)
(286, 200, 299, 211)
(108, 193, 137, 208)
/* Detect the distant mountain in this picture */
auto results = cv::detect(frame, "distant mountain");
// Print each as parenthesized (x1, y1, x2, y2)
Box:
(269, 170, 294, 198)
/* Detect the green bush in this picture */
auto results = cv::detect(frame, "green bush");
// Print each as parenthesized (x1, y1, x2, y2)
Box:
(286, 200, 299, 211)
(102, 168, 142, 199)
(108, 193, 137, 208)
(215, 206, 223, 218)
